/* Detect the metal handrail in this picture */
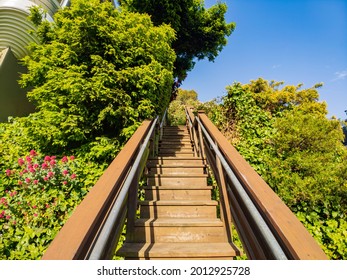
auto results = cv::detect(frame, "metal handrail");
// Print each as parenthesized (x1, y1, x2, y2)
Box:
(87, 117, 159, 259)
(159, 108, 167, 142)
(160, 108, 168, 129)
(185, 107, 327, 260)
(196, 117, 287, 259)
(42, 118, 158, 259)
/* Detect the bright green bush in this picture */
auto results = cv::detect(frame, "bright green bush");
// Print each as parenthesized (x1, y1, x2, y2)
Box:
(167, 89, 200, 125)
(0, 151, 97, 259)
(18, 0, 175, 161)
(210, 78, 347, 259)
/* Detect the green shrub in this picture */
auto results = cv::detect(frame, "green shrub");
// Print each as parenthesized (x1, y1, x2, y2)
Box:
(0, 151, 95, 259)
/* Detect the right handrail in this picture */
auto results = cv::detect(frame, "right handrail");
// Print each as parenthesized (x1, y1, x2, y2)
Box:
(186, 106, 327, 260)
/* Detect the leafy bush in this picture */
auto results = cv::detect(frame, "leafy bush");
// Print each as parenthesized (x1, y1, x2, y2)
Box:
(209, 78, 347, 259)
(0, 151, 96, 259)
(19, 0, 175, 160)
(167, 89, 200, 125)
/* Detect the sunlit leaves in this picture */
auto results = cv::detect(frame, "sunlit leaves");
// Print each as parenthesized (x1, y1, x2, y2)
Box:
(214, 78, 347, 259)
(19, 0, 175, 160)
(121, 0, 235, 79)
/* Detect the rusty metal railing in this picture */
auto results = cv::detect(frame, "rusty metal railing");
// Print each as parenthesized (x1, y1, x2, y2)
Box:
(185, 106, 328, 260)
(42, 116, 160, 259)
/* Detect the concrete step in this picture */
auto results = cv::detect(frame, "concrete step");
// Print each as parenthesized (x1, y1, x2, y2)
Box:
(117, 242, 240, 260)
(143, 185, 212, 200)
(147, 174, 208, 187)
(139, 200, 218, 219)
(132, 218, 227, 243)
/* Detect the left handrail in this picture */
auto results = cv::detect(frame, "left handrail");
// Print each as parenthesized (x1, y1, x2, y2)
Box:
(87, 116, 158, 259)
(42, 118, 157, 259)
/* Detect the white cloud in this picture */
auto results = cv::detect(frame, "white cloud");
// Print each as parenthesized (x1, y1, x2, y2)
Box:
(272, 64, 281, 69)
(333, 70, 347, 81)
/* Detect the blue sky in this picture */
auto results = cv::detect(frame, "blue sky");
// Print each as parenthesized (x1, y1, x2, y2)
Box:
(182, 0, 347, 120)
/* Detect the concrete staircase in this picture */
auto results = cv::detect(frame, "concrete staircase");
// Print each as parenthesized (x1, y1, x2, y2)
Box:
(117, 125, 239, 259)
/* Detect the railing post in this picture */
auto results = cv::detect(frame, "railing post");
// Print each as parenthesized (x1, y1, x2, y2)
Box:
(197, 112, 206, 160)
(185, 106, 199, 157)
(215, 143, 234, 243)
(152, 121, 159, 157)
(126, 153, 142, 241)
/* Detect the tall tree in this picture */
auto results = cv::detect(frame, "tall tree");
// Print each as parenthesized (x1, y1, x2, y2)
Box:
(119, 0, 235, 80)
(19, 0, 176, 159)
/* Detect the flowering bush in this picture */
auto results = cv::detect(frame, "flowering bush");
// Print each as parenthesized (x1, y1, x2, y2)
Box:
(0, 150, 89, 259)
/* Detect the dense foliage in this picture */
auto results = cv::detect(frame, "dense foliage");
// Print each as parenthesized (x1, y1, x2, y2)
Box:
(120, 0, 235, 80)
(210, 78, 347, 259)
(19, 0, 175, 161)
(0, 0, 176, 259)
(167, 89, 200, 125)
(0, 151, 100, 259)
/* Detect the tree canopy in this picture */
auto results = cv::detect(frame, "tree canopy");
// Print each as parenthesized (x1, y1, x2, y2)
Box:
(119, 0, 235, 80)
(167, 88, 200, 125)
(17, 0, 176, 160)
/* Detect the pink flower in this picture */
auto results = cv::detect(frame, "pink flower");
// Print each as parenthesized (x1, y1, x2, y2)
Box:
(18, 158, 25, 166)
(70, 173, 76, 179)
(50, 159, 56, 166)
(47, 171, 54, 178)
(33, 163, 39, 169)
(29, 167, 35, 173)
(18, 180, 23, 185)
(61, 156, 68, 163)
(43, 176, 49, 181)
(5, 169, 11, 176)
(63, 181, 68, 185)
(62, 169, 69, 176)
(41, 163, 48, 169)
(70, 155, 75, 161)
(45, 204, 50, 209)
(0, 197, 7, 205)
(30, 150, 37, 157)
(23, 169, 28, 174)
(25, 178, 31, 183)
(33, 179, 39, 185)
(32, 205, 37, 209)
(44, 156, 51, 161)
(13, 220, 16, 225)
(26, 156, 32, 163)
(33, 213, 38, 217)
(5, 215, 11, 220)
(51, 156, 56, 160)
